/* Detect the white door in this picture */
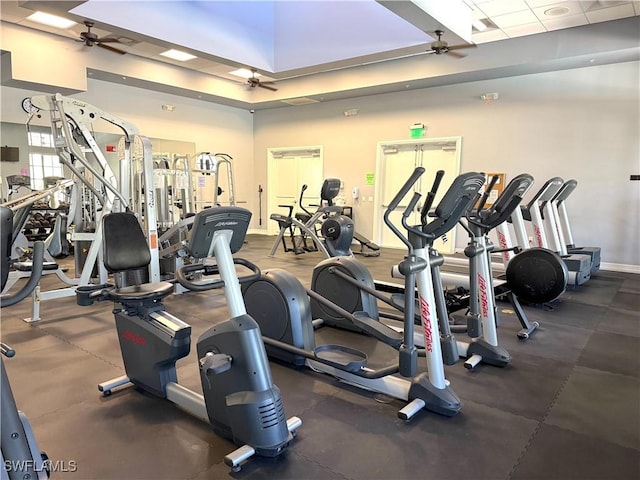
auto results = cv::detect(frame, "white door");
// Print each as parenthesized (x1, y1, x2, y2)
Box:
(374, 138, 461, 253)
(267, 147, 323, 235)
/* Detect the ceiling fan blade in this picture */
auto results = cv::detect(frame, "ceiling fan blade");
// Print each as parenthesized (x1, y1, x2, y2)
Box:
(96, 37, 121, 43)
(447, 43, 477, 51)
(98, 43, 127, 55)
(258, 82, 278, 92)
(447, 50, 467, 59)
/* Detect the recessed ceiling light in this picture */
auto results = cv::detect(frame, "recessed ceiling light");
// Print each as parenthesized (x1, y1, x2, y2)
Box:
(229, 68, 259, 79)
(544, 6, 570, 16)
(160, 49, 197, 62)
(26, 11, 77, 29)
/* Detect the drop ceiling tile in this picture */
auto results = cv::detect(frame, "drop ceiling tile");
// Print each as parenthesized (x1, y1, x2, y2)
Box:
(532, 1, 585, 20)
(585, 3, 636, 22)
(580, 1, 633, 12)
(542, 13, 589, 30)
(475, 0, 530, 16)
(525, 0, 562, 6)
(503, 21, 548, 37)
(472, 7, 490, 20)
(492, 9, 540, 27)
(471, 29, 510, 43)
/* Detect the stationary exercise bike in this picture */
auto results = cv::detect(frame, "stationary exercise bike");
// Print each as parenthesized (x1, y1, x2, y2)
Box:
(77, 207, 300, 472)
(1, 205, 50, 480)
(244, 167, 464, 419)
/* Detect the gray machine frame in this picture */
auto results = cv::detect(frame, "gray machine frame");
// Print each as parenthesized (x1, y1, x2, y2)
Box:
(549, 179, 600, 274)
(1, 205, 49, 480)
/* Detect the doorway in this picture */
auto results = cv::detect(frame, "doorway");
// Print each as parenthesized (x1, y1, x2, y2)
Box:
(373, 137, 461, 253)
(267, 146, 324, 235)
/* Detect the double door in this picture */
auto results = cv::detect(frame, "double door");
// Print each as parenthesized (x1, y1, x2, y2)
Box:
(267, 146, 324, 235)
(374, 138, 461, 253)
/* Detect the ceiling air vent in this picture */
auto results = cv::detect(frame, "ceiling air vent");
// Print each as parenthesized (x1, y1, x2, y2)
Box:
(281, 97, 319, 106)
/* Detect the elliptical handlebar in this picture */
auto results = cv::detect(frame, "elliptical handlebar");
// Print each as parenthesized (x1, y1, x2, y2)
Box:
(298, 184, 312, 216)
(476, 174, 500, 214)
(384, 167, 425, 250)
(420, 169, 445, 225)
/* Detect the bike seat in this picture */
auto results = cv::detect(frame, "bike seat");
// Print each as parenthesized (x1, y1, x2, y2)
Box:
(110, 281, 174, 303)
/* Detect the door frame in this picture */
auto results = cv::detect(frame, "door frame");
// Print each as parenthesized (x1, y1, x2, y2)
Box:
(373, 136, 462, 248)
(267, 145, 323, 235)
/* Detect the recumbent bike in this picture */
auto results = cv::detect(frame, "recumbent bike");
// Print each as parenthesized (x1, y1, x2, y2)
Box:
(76, 206, 300, 472)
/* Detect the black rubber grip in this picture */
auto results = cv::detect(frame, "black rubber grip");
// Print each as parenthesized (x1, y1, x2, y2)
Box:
(421, 169, 445, 223)
(404, 192, 422, 218)
(477, 174, 500, 212)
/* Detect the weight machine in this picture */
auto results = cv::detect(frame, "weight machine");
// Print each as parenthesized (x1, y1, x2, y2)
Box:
(192, 152, 236, 209)
(17, 93, 160, 322)
(151, 153, 194, 234)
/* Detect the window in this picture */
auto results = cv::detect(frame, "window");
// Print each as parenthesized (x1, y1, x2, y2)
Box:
(27, 130, 64, 190)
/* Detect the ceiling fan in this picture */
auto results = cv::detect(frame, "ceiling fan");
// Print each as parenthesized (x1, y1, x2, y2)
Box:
(77, 20, 127, 55)
(247, 69, 278, 92)
(426, 30, 476, 58)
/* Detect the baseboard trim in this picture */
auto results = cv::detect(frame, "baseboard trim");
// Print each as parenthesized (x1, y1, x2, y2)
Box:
(600, 262, 640, 274)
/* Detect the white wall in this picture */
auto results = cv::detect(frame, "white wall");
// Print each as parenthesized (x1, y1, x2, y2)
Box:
(2, 59, 637, 268)
(254, 61, 640, 268)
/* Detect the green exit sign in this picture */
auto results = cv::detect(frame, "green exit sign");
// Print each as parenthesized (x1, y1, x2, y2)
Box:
(410, 123, 425, 138)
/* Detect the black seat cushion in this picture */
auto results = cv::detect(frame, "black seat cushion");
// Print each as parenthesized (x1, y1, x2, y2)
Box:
(103, 213, 151, 273)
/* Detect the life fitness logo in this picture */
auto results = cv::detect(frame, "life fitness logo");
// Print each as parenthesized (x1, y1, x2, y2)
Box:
(534, 225, 543, 247)
(419, 296, 433, 352)
(478, 274, 489, 319)
(497, 231, 509, 262)
(122, 330, 147, 345)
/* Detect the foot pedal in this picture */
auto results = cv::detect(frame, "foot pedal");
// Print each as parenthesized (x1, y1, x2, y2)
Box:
(314, 344, 367, 373)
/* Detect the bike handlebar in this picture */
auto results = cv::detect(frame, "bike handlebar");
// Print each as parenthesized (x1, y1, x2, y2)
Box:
(176, 258, 261, 292)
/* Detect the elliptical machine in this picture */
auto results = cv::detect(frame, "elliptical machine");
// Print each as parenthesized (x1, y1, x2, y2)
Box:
(77, 207, 300, 472)
(310, 171, 482, 333)
(243, 168, 464, 419)
(269, 179, 354, 258)
(441, 174, 568, 341)
(1, 205, 50, 480)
